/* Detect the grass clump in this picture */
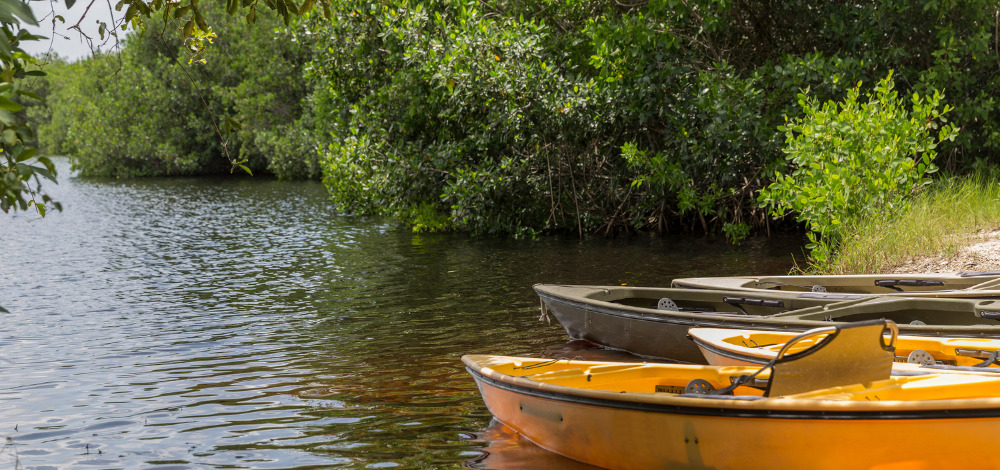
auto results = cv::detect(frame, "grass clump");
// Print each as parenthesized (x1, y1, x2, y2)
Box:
(818, 173, 1000, 274)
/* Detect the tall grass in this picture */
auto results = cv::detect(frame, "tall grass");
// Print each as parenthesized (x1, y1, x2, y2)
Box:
(818, 173, 1000, 274)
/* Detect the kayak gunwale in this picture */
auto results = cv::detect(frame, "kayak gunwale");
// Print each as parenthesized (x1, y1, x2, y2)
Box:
(536, 284, 1000, 334)
(690, 334, 771, 365)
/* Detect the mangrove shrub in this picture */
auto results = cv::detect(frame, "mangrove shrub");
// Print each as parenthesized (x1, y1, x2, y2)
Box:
(759, 73, 959, 265)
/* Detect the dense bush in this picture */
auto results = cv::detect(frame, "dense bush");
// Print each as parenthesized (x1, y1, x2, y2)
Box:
(276, 0, 1000, 236)
(35, 0, 1000, 239)
(759, 73, 958, 265)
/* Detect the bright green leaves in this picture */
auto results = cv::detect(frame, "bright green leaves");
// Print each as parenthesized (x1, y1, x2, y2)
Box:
(759, 72, 959, 267)
(0, 4, 55, 219)
(1, 145, 62, 215)
(0, 95, 21, 111)
(0, 0, 36, 26)
(185, 26, 217, 64)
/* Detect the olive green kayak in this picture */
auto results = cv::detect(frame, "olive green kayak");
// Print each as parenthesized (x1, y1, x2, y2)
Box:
(534, 284, 1000, 363)
(670, 272, 1000, 296)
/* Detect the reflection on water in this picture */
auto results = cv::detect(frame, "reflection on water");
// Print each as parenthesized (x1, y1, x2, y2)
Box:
(464, 420, 601, 469)
(0, 158, 802, 468)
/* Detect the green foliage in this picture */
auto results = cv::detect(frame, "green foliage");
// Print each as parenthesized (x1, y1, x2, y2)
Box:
(279, 0, 1000, 237)
(31, 0, 1000, 243)
(405, 202, 455, 233)
(759, 72, 959, 265)
(37, 3, 314, 178)
(298, 0, 790, 236)
(0, 0, 61, 217)
(722, 222, 751, 245)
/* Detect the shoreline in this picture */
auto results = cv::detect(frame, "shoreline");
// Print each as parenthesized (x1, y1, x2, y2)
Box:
(886, 228, 1000, 274)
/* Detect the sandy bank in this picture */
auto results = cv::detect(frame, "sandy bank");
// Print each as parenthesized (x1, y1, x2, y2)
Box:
(889, 229, 1000, 274)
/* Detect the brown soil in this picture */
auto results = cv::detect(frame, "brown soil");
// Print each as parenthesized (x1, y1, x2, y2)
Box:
(889, 229, 1000, 274)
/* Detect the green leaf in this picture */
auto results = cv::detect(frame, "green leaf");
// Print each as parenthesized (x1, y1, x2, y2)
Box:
(36, 155, 55, 174)
(3, 127, 18, 143)
(14, 147, 36, 162)
(297, 0, 315, 15)
(28, 164, 55, 182)
(0, 0, 38, 26)
(238, 164, 252, 176)
(0, 109, 15, 125)
(15, 89, 41, 101)
(0, 305, 8, 313)
(193, 7, 208, 31)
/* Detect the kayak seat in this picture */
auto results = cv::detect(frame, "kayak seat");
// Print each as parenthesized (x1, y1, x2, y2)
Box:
(685, 319, 898, 398)
(765, 319, 896, 397)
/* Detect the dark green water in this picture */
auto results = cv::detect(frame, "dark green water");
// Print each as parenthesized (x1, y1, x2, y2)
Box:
(0, 159, 803, 469)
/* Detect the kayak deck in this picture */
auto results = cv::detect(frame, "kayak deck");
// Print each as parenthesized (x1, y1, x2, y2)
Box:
(475, 356, 1000, 402)
(671, 272, 1000, 295)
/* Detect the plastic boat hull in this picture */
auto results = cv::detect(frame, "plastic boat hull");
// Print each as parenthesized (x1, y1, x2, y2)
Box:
(535, 284, 1000, 363)
(466, 355, 1000, 470)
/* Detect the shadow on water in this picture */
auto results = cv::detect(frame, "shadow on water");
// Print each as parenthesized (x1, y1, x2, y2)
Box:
(0, 158, 804, 468)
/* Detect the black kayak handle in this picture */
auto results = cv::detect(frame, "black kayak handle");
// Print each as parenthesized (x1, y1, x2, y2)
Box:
(875, 279, 945, 291)
(722, 296, 784, 308)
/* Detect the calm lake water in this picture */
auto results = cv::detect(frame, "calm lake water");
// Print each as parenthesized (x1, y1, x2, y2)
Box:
(1, 159, 803, 469)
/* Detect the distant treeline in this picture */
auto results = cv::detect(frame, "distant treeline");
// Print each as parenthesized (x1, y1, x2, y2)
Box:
(33, 0, 1000, 237)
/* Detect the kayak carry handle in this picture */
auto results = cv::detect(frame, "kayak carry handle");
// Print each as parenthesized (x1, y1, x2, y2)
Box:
(874, 279, 945, 292)
(956, 348, 997, 359)
(979, 310, 1000, 320)
(722, 297, 784, 308)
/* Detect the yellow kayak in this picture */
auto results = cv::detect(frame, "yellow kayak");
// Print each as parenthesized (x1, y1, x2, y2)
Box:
(464, 320, 1000, 469)
(689, 326, 1000, 368)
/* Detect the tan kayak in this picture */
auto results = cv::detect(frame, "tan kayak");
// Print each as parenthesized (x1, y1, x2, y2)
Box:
(671, 271, 1000, 296)
(464, 320, 1000, 470)
(535, 283, 1000, 363)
